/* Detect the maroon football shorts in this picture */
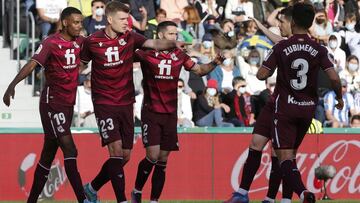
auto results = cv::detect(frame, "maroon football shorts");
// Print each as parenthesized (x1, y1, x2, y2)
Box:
(94, 104, 134, 148)
(252, 101, 274, 139)
(39, 102, 73, 139)
(141, 108, 179, 151)
(271, 112, 312, 149)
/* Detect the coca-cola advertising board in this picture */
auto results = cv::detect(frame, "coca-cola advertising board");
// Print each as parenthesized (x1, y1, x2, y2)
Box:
(0, 133, 359, 200)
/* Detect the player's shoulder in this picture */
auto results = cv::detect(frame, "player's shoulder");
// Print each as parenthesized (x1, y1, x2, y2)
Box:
(86, 29, 105, 40)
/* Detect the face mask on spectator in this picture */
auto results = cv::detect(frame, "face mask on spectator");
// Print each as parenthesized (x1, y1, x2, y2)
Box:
(96, 8, 104, 16)
(223, 58, 232, 66)
(348, 63, 359, 72)
(207, 88, 217, 96)
(329, 40, 338, 49)
(203, 41, 212, 49)
(346, 22, 356, 31)
(238, 86, 246, 94)
(249, 57, 260, 65)
(177, 88, 183, 94)
(227, 30, 235, 37)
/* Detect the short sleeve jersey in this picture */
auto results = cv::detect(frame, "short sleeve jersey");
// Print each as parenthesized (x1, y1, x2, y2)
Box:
(32, 33, 84, 106)
(262, 34, 334, 117)
(80, 30, 147, 106)
(135, 48, 195, 113)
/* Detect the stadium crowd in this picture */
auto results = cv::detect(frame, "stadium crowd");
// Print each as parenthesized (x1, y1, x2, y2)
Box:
(4, 0, 360, 128)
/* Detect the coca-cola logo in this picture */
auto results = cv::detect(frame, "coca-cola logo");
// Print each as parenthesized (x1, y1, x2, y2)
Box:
(230, 140, 360, 195)
(18, 153, 67, 199)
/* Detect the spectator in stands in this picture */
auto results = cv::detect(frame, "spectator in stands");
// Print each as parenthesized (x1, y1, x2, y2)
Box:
(240, 48, 266, 95)
(68, 0, 92, 17)
(354, 91, 360, 114)
(129, 0, 155, 22)
(160, 0, 188, 21)
(194, 0, 219, 20)
(222, 76, 255, 126)
(36, 0, 67, 39)
(187, 34, 215, 64)
(310, 8, 333, 45)
(225, 0, 254, 22)
(209, 49, 241, 94)
(177, 79, 194, 127)
(179, 6, 203, 40)
(133, 62, 143, 95)
(327, 33, 346, 72)
(144, 8, 167, 39)
(324, 79, 356, 127)
(339, 55, 360, 93)
(210, 19, 238, 49)
(83, 0, 107, 35)
(350, 115, 360, 127)
(117, 0, 148, 31)
(74, 74, 96, 127)
(325, 0, 345, 30)
(250, 0, 281, 24)
(193, 79, 234, 127)
(338, 13, 359, 45)
(344, 0, 360, 27)
(179, 58, 207, 99)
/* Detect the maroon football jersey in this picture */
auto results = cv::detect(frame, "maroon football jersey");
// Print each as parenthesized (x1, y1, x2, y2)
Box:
(81, 30, 147, 105)
(262, 34, 334, 117)
(135, 48, 195, 113)
(31, 33, 84, 106)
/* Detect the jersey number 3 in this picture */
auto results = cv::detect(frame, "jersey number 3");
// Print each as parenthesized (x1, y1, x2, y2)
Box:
(290, 58, 309, 90)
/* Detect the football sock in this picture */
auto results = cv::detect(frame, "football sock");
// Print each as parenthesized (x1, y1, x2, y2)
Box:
(280, 159, 306, 197)
(64, 158, 86, 202)
(27, 163, 51, 203)
(282, 158, 296, 199)
(150, 161, 167, 201)
(266, 156, 282, 199)
(239, 148, 262, 190)
(91, 159, 110, 191)
(135, 157, 156, 191)
(107, 157, 126, 202)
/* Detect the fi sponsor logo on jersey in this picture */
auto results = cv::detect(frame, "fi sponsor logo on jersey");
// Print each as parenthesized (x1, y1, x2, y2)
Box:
(156, 59, 173, 80)
(104, 46, 124, 67)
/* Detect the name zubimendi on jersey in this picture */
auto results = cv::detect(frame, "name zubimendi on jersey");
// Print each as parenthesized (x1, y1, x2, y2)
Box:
(283, 44, 319, 57)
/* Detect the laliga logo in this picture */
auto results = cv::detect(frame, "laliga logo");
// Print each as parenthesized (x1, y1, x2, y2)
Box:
(231, 140, 360, 194)
(18, 153, 67, 199)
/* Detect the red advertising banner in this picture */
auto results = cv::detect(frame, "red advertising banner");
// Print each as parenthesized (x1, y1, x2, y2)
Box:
(0, 133, 359, 201)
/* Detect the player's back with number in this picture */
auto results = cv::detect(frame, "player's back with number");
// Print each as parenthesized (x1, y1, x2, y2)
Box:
(263, 34, 334, 117)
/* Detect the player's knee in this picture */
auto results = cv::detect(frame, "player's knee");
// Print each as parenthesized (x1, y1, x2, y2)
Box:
(62, 146, 78, 158)
(146, 153, 159, 162)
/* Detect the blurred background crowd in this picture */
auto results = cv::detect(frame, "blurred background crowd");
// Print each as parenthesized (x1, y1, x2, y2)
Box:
(2, 0, 360, 129)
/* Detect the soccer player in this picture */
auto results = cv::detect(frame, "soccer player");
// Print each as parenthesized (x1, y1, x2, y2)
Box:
(3, 7, 90, 203)
(248, 7, 298, 203)
(80, 2, 185, 203)
(224, 3, 343, 203)
(130, 21, 225, 203)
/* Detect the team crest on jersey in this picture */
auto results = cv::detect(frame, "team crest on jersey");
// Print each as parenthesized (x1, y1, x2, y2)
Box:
(98, 42, 103, 47)
(35, 44, 43, 54)
(73, 42, 79, 48)
(171, 53, 178, 61)
(118, 39, 127, 46)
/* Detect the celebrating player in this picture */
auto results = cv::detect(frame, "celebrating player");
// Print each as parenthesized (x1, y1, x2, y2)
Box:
(80, 2, 185, 203)
(130, 21, 225, 203)
(224, 3, 343, 203)
(3, 7, 90, 203)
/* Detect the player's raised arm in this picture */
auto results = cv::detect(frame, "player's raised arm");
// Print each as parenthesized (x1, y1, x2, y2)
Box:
(3, 60, 38, 106)
(142, 39, 186, 51)
(191, 53, 225, 76)
(249, 17, 284, 44)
